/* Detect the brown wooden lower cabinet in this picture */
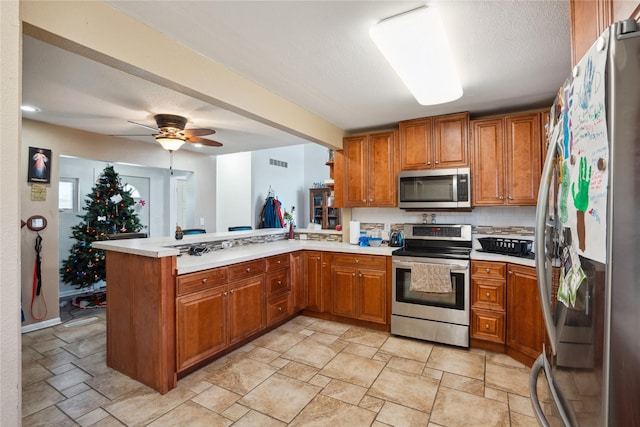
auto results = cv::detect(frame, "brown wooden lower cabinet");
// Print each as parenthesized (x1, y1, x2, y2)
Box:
(506, 263, 545, 366)
(470, 260, 545, 366)
(330, 253, 387, 325)
(304, 251, 326, 312)
(176, 285, 227, 372)
(228, 275, 265, 345)
(105, 248, 391, 395)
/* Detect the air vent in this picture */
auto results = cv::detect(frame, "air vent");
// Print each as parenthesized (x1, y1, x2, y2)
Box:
(269, 158, 288, 168)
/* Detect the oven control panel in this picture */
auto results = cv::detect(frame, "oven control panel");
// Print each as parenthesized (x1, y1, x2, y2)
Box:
(403, 224, 472, 241)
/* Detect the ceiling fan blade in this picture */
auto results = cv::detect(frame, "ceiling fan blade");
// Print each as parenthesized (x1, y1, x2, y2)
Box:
(183, 128, 216, 137)
(186, 136, 223, 147)
(128, 120, 159, 132)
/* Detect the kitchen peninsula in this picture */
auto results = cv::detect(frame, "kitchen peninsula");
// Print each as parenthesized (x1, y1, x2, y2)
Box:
(93, 229, 393, 394)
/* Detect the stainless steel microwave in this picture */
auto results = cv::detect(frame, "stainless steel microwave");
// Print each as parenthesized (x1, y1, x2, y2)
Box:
(398, 168, 471, 209)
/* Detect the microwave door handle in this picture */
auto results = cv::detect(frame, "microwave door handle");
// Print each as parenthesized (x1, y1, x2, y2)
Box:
(452, 175, 458, 202)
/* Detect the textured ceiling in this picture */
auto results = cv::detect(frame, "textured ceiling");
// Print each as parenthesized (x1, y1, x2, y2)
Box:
(22, 1, 571, 154)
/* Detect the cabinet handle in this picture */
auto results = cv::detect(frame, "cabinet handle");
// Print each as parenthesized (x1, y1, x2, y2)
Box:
(499, 196, 504, 200)
(352, 273, 356, 277)
(485, 323, 490, 329)
(246, 267, 251, 272)
(202, 278, 208, 283)
(427, 161, 431, 165)
(486, 268, 490, 273)
(508, 195, 513, 200)
(230, 289, 235, 294)
(509, 271, 513, 275)
(359, 273, 363, 278)
(277, 280, 282, 285)
(223, 292, 228, 297)
(355, 259, 359, 263)
(435, 160, 439, 164)
(486, 292, 490, 298)
(278, 307, 283, 312)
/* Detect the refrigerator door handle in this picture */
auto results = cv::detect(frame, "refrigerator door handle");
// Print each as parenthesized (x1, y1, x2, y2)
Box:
(530, 350, 575, 427)
(530, 354, 551, 427)
(536, 143, 558, 356)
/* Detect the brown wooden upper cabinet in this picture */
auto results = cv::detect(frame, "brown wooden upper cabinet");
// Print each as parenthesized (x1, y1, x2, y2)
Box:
(398, 112, 470, 171)
(570, 0, 640, 67)
(342, 130, 397, 207)
(472, 112, 542, 207)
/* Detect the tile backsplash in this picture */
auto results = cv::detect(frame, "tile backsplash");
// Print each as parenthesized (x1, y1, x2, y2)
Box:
(352, 206, 536, 230)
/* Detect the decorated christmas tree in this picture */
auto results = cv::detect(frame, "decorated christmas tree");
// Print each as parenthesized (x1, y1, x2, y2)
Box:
(60, 165, 142, 289)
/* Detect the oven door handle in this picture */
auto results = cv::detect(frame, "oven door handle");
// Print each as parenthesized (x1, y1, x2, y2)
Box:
(392, 260, 469, 271)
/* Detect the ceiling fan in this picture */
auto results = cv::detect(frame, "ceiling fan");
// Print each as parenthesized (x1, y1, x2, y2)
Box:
(128, 114, 223, 152)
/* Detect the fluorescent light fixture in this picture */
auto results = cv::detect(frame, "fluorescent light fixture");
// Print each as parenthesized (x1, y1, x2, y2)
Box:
(156, 137, 186, 152)
(21, 105, 41, 112)
(370, 6, 462, 105)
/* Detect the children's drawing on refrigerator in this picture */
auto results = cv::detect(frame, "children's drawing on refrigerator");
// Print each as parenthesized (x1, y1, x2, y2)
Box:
(549, 42, 609, 307)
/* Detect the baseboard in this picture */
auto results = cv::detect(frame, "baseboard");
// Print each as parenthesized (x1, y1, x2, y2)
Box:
(21, 317, 62, 333)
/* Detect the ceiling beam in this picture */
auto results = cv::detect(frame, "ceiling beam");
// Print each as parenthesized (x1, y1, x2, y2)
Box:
(20, 0, 344, 149)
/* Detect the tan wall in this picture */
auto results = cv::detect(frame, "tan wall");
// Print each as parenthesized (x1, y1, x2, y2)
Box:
(1, 1, 22, 424)
(20, 119, 217, 326)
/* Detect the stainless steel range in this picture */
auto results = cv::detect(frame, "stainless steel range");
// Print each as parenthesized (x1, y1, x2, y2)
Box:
(391, 224, 472, 348)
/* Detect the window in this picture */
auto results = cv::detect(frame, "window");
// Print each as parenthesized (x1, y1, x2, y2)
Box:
(58, 178, 78, 211)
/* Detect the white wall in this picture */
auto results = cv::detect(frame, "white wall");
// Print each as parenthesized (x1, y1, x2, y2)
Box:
(252, 145, 306, 228)
(216, 152, 252, 231)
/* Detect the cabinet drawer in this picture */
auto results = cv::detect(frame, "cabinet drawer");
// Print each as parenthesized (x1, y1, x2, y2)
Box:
(176, 268, 227, 296)
(471, 308, 505, 344)
(266, 269, 290, 298)
(227, 259, 266, 281)
(332, 253, 386, 270)
(266, 293, 290, 326)
(472, 278, 506, 310)
(471, 261, 506, 280)
(266, 254, 290, 271)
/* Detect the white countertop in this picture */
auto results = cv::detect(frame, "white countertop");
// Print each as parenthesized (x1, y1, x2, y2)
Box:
(471, 233, 536, 267)
(92, 229, 395, 275)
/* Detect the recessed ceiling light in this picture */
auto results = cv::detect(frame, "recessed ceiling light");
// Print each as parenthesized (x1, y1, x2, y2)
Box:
(21, 105, 41, 113)
(193, 143, 203, 148)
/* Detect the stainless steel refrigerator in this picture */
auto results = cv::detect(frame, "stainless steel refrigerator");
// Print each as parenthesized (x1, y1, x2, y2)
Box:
(530, 20, 640, 426)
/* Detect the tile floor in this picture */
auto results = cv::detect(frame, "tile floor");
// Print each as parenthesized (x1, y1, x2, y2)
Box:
(22, 311, 556, 426)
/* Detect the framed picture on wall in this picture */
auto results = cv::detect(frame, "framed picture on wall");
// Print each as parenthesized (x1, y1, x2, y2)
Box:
(28, 147, 52, 184)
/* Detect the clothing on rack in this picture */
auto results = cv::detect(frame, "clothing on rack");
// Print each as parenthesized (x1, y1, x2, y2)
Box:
(259, 187, 285, 229)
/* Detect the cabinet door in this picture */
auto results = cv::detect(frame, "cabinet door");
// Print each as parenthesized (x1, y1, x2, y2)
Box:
(570, 0, 610, 67)
(290, 251, 306, 312)
(357, 268, 387, 324)
(343, 136, 367, 207)
(228, 276, 265, 345)
(505, 114, 541, 205)
(331, 265, 357, 318)
(433, 112, 469, 168)
(367, 131, 396, 207)
(472, 118, 505, 206)
(304, 251, 324, 312)
(506, 264, 545, 365)
(176, 286, 227, 371)
(399, 117, 433, 170)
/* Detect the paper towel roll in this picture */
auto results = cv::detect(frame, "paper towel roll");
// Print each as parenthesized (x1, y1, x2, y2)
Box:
(349, 221, 360, 245)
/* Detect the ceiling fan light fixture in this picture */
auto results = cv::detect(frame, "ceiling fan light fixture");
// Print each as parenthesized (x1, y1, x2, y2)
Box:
(156, 136, 186, 152)
(370, 6, 462, 105)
